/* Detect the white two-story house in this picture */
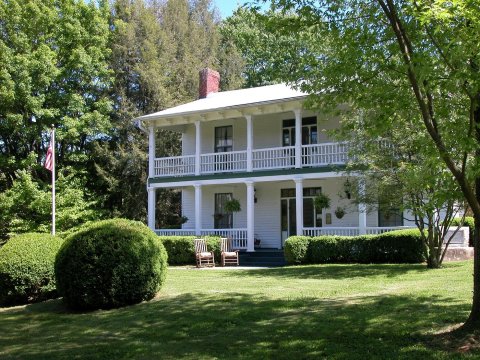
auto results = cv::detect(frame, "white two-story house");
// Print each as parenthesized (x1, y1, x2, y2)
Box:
(136, 69, 415, 251)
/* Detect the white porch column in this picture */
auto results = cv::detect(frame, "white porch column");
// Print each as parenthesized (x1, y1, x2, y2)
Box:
(194, 184, 202, 236)
(294, 109, 302, 168)
(246, 115, 253, 172)
(147, 187, 156, 230)
(295, 178, 304, 236)
(246, 180, 255, 252)
(148, 126, 155, 177)
(195, 120, 201, 175)
(358, 180, 367, 235)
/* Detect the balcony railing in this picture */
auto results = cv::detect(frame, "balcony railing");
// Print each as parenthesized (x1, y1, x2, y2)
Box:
(201, 151, 247, 174)
(154, 155, 195, 177)
(303, 227, 361, 237)
(303, 227, 416, 237)
(153, 142, 349, 178)
(253, 146, 295, 170)
(302, 142, 348, 166)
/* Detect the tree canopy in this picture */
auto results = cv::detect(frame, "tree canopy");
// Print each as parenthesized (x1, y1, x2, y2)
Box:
(236, 0, 480, 327)
(0, 0, 244, 238)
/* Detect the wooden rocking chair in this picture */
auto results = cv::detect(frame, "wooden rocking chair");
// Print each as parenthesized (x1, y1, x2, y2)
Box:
(194, 238, 215, 268)
(220, 237, 239, 266)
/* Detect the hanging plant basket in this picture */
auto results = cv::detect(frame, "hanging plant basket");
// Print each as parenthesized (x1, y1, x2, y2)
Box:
(213, 213, 224, 221)
(224, 198, 241, 213)
(313, 193, 331, 211)
(334, 207, 346, 219)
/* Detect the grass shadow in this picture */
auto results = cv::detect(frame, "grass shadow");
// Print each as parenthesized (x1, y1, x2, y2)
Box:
(0, 289, 474, 359)
(224, 262, 436, 280)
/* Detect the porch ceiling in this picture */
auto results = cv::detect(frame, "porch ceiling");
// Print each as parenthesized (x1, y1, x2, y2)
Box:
(148, 166, 348, 188)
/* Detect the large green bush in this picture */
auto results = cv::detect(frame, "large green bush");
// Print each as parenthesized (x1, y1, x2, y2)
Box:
(0, 233, 63, 306)
(159, 236, 221, 265)
(285, 229, 425, 265)
(158, 236, 196, 265)
(55, 219, 168, 310)
(284, 236, 310, 264)
(372, 230, 425, 263)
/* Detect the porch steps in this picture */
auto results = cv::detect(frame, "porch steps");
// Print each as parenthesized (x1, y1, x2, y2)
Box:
(239, 249, 286, 267)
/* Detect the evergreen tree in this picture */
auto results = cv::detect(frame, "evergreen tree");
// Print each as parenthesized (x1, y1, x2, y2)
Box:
(92, 0, 243, 226)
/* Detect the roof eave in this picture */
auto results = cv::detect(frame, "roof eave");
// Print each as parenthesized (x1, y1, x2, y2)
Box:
(134, 95, 308, 128)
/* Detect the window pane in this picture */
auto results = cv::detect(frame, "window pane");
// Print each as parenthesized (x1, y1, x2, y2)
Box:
(215, 193, 233, 229)
(281, 188, 295, 198)
(283, 129, 290, 146)
(311, 126, 318, 144)
(283, 119, 295, 127)
(303, 198, 314, 227)
(303, 187, 322, 197)
(302, 117, 317, 126)
(215, 126, 233, 153)
(281, 199, 288, 231)
(302, 126, 310, 145)
(378, 208, 403, 227)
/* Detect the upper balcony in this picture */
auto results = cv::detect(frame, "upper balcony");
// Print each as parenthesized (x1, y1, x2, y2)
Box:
(153, 142, 349, 178)
(135, 80, 351, 182)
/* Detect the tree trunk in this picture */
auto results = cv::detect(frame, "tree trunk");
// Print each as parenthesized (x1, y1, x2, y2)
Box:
(463, 95, 480, 328)
(426, 245, 441, 269)
(463, 212, 480, 328)
(427, 255, 440, 269)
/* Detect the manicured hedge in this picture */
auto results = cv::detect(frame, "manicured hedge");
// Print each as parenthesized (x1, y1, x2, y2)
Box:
(55, 219, 168, 310)
(451, 217, 474, 247)
(284, 236, 310, 264)
(158, 236, 196, 264)
(158, 236, 221, 265)
(0, 233, 63, 306)
(284, 229, 425, 265)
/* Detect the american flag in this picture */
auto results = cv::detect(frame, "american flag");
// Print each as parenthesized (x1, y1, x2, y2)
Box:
(44, 142, 53, 172)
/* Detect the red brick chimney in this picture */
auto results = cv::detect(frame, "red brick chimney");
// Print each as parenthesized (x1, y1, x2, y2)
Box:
(199, 68, 220, 99)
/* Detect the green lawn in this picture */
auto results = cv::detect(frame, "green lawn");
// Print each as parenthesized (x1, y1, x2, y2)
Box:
(0, 261, 479, 359)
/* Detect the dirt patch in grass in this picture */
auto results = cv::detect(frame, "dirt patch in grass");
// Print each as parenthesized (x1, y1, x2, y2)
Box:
(425, 324, 480, 354)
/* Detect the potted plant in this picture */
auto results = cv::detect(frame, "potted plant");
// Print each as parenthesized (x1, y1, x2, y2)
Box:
(224, 198, 241, 213)
(334, 207, 346, 219)
(313, 193, 331, 211)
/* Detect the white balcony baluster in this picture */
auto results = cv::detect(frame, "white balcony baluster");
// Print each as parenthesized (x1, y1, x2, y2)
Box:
(152, 142, 351, 178)
(302, 142, 349, 166)
(303, 227, 360, 237)
(252, 146, 295, 170)
(154, 155, 195, 177)
(155, 229, 196, 236)
(200, 151, 247, 174)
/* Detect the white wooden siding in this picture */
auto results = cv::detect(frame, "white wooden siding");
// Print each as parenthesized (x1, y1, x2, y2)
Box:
(180, 110, 335, 156)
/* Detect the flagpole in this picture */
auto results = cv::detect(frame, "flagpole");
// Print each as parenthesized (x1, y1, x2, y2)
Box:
(51, 126, 56, 236)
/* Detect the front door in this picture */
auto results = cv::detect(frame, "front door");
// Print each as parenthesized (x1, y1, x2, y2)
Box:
(281, 187, 323, 247)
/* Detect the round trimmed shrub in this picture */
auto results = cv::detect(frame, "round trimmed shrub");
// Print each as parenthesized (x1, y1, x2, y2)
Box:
(0, 233, 63, 306)
(284, 236, 310, 264)
(55, 219, 168, 310)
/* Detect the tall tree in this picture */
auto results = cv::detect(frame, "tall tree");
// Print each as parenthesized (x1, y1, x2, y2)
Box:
(93, 0, 243, 226)
(246, 0, 480, 328)
(338, 116, 467, 268)
(221, 7, 312, 87)
(0, 0, 112, 187)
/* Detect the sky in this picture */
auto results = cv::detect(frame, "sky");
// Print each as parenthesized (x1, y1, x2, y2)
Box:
(214, 1, 266, 19)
